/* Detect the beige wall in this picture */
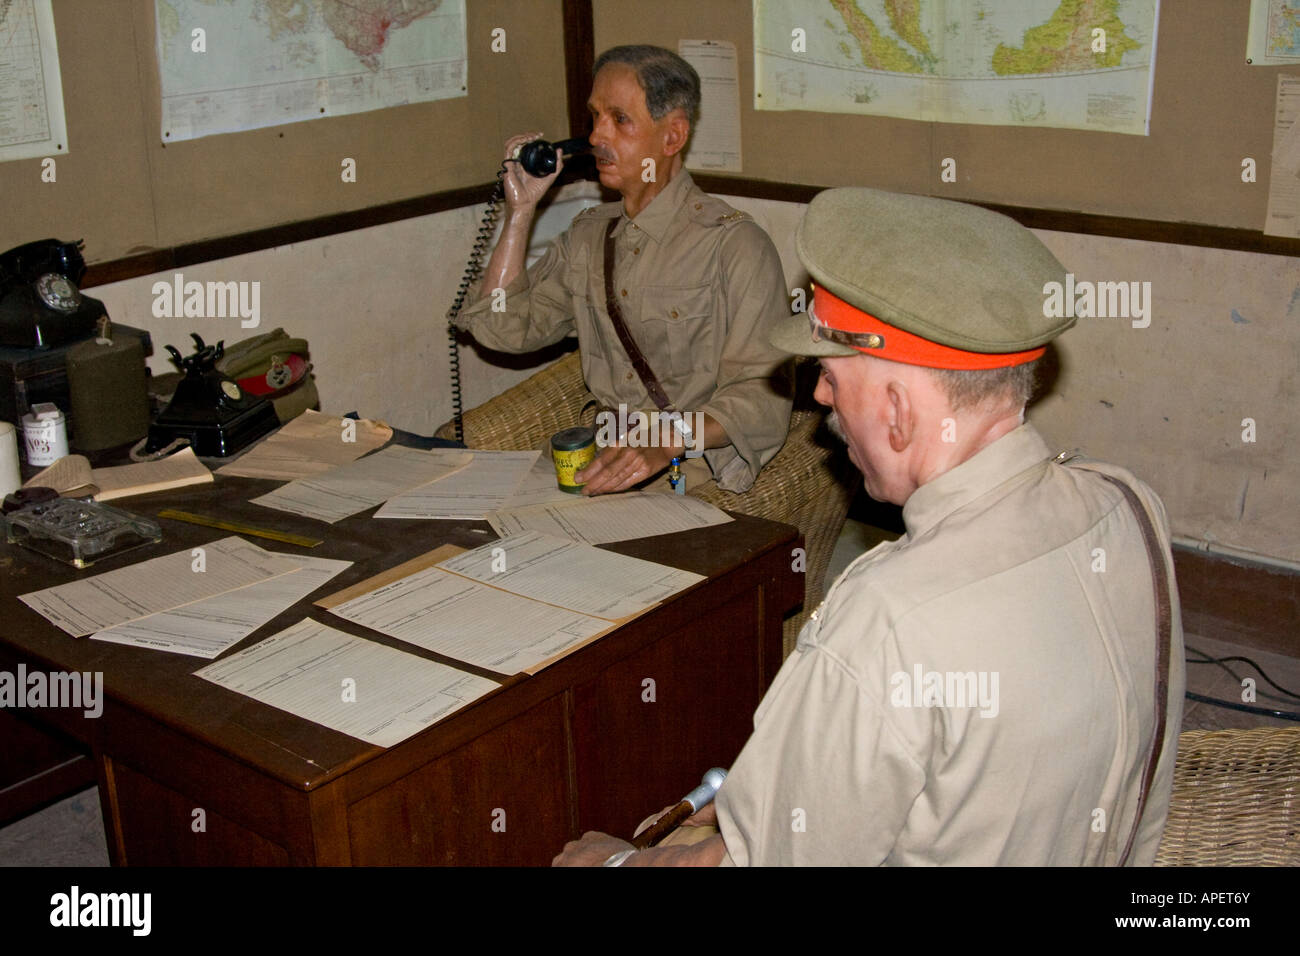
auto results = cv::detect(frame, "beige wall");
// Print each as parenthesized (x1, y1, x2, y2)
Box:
(725, 194, 1300, 565)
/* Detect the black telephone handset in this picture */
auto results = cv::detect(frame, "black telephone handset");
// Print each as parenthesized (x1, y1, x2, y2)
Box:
(517, 136, 592, 177)
(441, 134, 592, 443)
(0, 238, 105, 349)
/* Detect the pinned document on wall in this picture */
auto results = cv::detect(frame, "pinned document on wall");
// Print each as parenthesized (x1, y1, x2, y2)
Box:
(0, 1, 70, 163)
(1265, 74, 1300, 237)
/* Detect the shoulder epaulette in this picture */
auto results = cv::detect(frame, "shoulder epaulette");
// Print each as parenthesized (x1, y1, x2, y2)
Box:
(574, 201, 622, 221)
(686, 194, 753, 227)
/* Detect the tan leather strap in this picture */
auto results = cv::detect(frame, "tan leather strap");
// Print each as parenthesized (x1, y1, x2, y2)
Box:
(1091, 470, 1172, 866)
(603, 219, 675, 412)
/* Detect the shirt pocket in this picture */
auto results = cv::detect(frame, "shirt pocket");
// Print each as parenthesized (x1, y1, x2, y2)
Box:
(638, 285, 716, 380)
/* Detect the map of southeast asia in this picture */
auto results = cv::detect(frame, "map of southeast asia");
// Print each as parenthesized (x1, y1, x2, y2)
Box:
(754, 0, 1160, 135)
(156, 0, 467, 142)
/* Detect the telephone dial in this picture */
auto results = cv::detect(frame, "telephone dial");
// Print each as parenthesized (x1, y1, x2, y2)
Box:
(0, 239, 107, 349)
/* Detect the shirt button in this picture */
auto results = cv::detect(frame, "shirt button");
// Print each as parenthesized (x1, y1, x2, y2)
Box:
(626, 371, 634, 381)
(670, 309, 678, 318)
(633, 248, 640, 255)
(694, 203, 702, 210)
(621, 289, 628, 297)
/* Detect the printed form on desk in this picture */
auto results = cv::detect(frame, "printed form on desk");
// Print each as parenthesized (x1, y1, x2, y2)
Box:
(250, 446, 472, 523)
(320, 531, 705, 674)
(19, 536, 304, 638)
(195, 619, 499, 748)
(91, 555, 352, 659)
(374, 449, 541, 520)
(488, 491, 732, 545)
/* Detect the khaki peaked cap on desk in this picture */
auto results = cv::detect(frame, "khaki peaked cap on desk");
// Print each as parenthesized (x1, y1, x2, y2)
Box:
(772, 187, 1074, 367)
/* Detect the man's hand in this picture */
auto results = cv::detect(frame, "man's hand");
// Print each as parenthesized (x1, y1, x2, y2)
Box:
(501, 131, 562, 215)
(552, 831, 635, 867)
(576, 442, 677, 496)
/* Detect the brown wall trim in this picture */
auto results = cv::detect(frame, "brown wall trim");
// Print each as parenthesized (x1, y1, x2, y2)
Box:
(83, 183, 499, 288)
(562, 0, 595, 141)
(1172, 545, 1299, 660)
(692, 175, 1300, 258)
(85, 172, 1300, 288)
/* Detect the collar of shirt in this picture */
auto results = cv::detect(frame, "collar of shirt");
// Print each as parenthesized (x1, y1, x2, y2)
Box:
(900, 422, 1054, 539)
(615, 168, 696, 245)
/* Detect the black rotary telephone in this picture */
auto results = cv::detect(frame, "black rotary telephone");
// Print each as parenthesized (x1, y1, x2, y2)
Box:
(145, 333, 279, 458)
(0, 239, 106, 349)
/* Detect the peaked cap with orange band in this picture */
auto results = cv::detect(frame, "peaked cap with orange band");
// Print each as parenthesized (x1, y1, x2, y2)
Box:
(770, 188, 1075, 368)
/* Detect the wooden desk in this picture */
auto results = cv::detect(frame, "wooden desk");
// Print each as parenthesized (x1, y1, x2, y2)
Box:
(0, 478, 802, 865)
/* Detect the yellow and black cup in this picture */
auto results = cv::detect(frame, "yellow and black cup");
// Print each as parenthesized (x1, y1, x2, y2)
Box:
(550, 426, 597, 494)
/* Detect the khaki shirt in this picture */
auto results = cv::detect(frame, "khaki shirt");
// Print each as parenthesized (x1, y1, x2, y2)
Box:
(715, 424, 1185, 865)
(459, 171, 792, 492)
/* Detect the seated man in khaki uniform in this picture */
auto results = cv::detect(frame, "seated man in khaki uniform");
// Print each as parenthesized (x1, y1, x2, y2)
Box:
(553, 187, 1185, 866)
(456, 45, 791, 496)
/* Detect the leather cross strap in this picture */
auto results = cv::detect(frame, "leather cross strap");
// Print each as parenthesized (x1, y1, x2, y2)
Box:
(603, 219, 675, 412)
(1089, 469, 1173, 866)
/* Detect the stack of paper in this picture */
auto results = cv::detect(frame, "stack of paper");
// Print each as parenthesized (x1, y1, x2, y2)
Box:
(374, 450, 541, 520)
(250, 446, 472, 523)
(217, 411, 393, 480)
(19, 536, 351, 659)
(323, 531, 704, 675)
(23, 448, 213, 500)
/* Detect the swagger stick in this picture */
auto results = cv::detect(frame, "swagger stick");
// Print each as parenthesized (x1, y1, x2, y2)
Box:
(630, 768, 728, 849)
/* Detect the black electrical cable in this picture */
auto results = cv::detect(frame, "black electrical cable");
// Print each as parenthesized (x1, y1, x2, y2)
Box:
(444, 162, 510, 444)
(1185, 645, 1300, 701)
(1183, 644, 1300, 721)
(1183, 691, 1300, 722)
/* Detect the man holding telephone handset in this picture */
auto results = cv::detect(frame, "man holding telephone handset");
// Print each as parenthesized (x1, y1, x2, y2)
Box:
(456, 45, 792, 495)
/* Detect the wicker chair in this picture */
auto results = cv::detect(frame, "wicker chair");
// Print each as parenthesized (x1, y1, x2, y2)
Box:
(1156, 727, 1300, 865)
(436, 350, 856, 655)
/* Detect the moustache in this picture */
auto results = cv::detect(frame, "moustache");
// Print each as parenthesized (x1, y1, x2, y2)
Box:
(593, 148, 616, 163)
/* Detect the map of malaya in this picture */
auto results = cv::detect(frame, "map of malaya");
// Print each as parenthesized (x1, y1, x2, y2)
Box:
(754, 0, 1160, 135)
(156, 0, 467, 142)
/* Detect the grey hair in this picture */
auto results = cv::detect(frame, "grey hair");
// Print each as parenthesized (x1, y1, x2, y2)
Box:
(593, 45, 700, 122)
(927, 358, 1040, 413)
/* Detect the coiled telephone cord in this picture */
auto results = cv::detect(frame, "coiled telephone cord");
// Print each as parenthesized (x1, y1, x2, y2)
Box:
(444, 163, 509, 444)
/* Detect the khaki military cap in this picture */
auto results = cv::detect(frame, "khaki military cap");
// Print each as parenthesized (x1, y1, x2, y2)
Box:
(771, 188, 1073, 368)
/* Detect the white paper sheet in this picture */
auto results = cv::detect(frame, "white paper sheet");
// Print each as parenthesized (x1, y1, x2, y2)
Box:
(250, 446, 472, 523)
(487, 491, 732, 545)
(437, 530, 704, 621)
(19, 536, 303, 637)
(679, 39, 742, 173)
(92, 555, 352, 659)
(1266, 74, 1300, 237)
(327, 564, 611, 675)
(195, 619, 498, 748)
(0, 1, 70, 163)
(374, 450, 540, 520)
(497, 450, 576, 510)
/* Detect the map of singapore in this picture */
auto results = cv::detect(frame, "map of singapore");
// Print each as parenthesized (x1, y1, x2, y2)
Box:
(754, 0, 1159, 134)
